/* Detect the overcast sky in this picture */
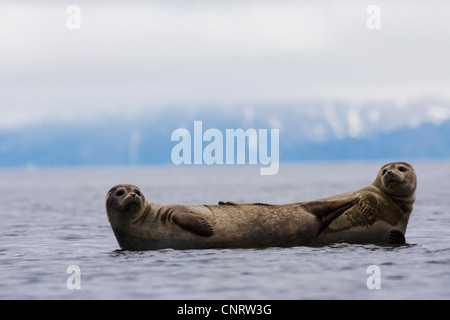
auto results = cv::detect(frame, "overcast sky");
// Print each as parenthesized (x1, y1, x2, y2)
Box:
(1, 0, 449, 129)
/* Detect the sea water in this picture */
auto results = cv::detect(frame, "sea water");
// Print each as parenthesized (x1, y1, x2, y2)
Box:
(0, 161, 449, 299)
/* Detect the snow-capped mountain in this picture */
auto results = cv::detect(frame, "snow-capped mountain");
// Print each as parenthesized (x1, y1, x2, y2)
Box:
(1, 99, 449, 168)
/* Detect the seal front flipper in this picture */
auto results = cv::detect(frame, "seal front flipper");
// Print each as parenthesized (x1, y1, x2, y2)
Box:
(302, 194, 361, 233)
(389, 229, 406, 244)
(358, 194, 378, 222)
(172, 211, 214, 237)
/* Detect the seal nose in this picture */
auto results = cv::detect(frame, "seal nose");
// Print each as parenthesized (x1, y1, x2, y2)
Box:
(131, 193, 136, 199)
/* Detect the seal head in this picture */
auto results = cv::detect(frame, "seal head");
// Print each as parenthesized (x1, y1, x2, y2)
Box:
(375, 162, 416, 200)
(106, 184, 146, 225)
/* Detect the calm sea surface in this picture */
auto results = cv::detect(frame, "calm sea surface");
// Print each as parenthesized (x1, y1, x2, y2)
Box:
(1, 162, 449, 300)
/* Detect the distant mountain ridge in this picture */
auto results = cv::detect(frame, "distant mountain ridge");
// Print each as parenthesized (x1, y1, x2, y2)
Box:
(1, 101, 450, 168)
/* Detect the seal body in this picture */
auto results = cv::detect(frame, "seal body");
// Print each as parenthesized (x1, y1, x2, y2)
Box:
(311, 162, 417, 245)
(106, 185, 360, 250)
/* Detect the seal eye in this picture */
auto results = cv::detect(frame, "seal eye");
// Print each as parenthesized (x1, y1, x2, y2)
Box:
(398, 166, 407, 172)
(116, 190, 125, 197)
(134, 189, 141, 197)
(382, 169, 387, 175)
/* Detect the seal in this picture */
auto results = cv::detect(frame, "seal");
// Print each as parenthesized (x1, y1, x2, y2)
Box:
(106, 184, 360, 250)
(310, 162, 417, 245)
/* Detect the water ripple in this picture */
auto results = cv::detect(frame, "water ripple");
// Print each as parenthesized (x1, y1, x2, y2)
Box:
(1, 164, 450, 299)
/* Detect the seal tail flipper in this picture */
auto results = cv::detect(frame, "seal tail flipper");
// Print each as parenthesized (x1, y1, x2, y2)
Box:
(218, 201, 273, 206)
(302, 193, 361, 234)
(389, 229, 406, 244)
(172, 211, 214, 237)
(218, 201, 240, 205)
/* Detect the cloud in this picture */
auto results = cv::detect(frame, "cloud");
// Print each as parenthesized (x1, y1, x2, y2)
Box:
(1, 0, 450, 128)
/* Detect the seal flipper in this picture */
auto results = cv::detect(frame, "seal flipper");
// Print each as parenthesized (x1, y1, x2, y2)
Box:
(218, 201, 273, 206)
(172, 212, 214, 237)
(389, 229, 406, 244)
(218, 201, 240, 205)
(358, 194, 378, 222)
(302, 194, 361, 233)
